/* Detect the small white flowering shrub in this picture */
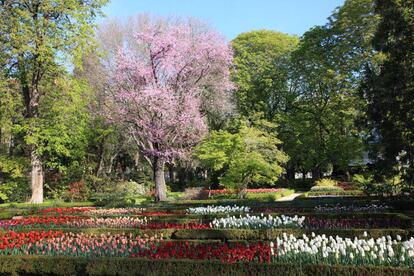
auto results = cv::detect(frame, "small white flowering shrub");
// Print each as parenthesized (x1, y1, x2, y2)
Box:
(211, 214, 305, 229)
(186, 205, 250, 215)
(271, 232, 414, 267)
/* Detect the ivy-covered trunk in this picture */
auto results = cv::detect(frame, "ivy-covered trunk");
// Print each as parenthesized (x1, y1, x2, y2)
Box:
(28, 85, 44, 204)
(29, 149, 43, 203)
(154, 157, 167, 201)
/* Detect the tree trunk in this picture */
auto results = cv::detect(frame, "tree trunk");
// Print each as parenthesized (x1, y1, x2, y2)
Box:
(154, 157, 167, 201)
(29, 149, 43, 203)
(168, 163, 175, 183)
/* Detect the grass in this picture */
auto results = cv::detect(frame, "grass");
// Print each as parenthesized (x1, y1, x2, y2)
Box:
(0, 200, 95, 209)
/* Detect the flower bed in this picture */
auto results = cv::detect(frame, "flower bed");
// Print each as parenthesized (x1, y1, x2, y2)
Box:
(85, 208, 147, 216)
(314, 204, 390, 213)
(39, 207, 96, 215)
(0, 230, 269, 262)
(65, 217, 149, 228)
(186, 205, 250, 215)
(141, 222, 210, 230)
(305, 217, 406, 229)
(271, 232, 414, 267)
(211, 214, 305, 229)
(0, 230, 160, 257)
(0, 216, 83, 229)
(209, 188, 283, 195)
(1, 230, 414, 268)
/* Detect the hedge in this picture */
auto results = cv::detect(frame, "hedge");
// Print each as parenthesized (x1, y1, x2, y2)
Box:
(173, 228, 414, 241)
(0, 255, 413, 276)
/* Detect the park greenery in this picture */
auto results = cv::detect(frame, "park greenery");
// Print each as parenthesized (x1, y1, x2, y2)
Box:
(0, 1, 414, 273)
(0, 0, 413, 204)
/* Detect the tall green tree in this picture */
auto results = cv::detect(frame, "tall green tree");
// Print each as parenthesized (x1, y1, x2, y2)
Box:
(231, 30, 299, 120)
(362, 0, 414, 183)
(285, 0, 379, 179)
(0, 0, 107, 203)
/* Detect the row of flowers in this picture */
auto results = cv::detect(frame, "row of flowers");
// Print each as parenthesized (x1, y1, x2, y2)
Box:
(211, 214, 306, 229)
(208, 188, 283, 195)
(0, 230, 269, 263)
(314, 204, 390, 213)
(186, 205, 250, 215)
(34, 204, 391, 218)
(271, 232, 414, 267)
(0, 216, 211, 230)
(1, 230, 413, 266)
(1, 215, 406, 230)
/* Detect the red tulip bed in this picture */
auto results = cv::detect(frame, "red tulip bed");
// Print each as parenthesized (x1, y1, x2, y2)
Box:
(0, 229, 271, 263)
(0, 204, 413, 275)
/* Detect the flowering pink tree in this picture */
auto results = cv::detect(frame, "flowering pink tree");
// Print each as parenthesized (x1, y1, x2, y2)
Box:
(112, 19, 233, 201)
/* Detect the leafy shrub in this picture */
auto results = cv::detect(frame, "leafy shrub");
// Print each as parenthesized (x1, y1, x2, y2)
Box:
(354, 174, 405, 196)
(45, 183, 68, 201)
(66, 181, 89, 202)
(314, 178, 337, 187)
(310, 186, 343, 192)
(1, 256, 413, 276)
(0, 181, 31, 203)
(0, 157, 30, 203)
(90, 180, 148, 207)
(306, 190, 364, 197)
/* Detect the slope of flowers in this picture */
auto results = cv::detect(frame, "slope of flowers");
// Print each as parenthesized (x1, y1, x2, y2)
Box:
(0, 231, 159, 257)
(271, 232, 414, 267)
(1, 229, 413, 267)
(39, 207, 96, 215)
(66, 217, 149, 228)
(211, 214, 305, 229)
(0, 216, 82, 229)
(85, 208, 147, 216)
(305, 217, 405, 229)
(186, 205, 250, 215)
(0, 230, 270, 263)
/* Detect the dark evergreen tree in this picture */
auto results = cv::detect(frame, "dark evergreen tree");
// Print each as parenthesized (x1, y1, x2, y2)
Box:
(362, 0, 414, 183)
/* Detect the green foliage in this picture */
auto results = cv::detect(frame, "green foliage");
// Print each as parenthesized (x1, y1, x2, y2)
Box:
(195, 118, 288, 194)
(90, 180, 149, 207)
(314, 178, 338, 187)
(231, 30, 299, 119)
(174, 228, 411, 241)
(361, 0, 414, 184)
(354, 174, 405, 196)
(193, 130, 243, 171)
(280, 0, 379, 178)
(0, 157, 30, 202)
(310, 186, 343, 192)
(1, 256, 413, 276)
(25, 78, 91, 172)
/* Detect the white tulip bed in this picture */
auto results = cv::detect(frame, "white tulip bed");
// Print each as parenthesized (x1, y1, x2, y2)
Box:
(210, 214, 306, 229)
(186, 205, 250, 215)
(270, 232, 414, 267)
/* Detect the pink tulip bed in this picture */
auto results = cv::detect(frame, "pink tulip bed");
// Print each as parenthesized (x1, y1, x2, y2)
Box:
(0, 203, 413, 275)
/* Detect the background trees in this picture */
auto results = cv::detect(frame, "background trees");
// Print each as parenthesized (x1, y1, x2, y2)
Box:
(362, 0, 414, 184)
(1, 0, 413, 203)
(0, 0, 107, 203)
(231, 30, 299, 120)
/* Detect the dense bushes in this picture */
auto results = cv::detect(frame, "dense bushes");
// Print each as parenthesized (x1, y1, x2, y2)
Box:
(0, 256, 413, 276)
(173, 228, 413, 241)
